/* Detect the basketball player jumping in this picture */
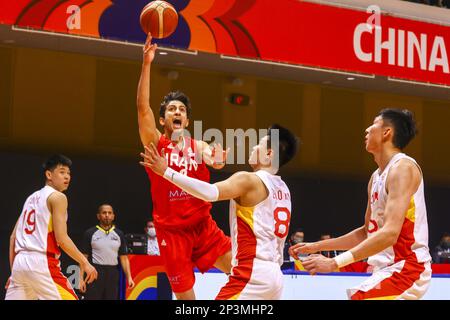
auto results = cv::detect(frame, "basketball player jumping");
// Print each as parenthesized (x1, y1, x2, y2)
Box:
(141, 124, 298, 300)
(136, 34, 231, 300)
(290, 109, 432, 300)
(5, 155, 98, 300)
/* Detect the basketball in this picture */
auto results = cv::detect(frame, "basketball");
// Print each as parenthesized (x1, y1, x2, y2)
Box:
(140, 1, 178, 39)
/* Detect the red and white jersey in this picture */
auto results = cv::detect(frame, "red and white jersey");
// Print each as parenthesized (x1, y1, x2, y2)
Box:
(145, 134, 212, 229)
(15, 185, 63, 258)
(229, 170, 291, 268)
(368, 153, 431, 270)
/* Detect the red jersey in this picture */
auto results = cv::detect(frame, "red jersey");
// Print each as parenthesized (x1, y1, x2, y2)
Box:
(145, 134, 212, 229)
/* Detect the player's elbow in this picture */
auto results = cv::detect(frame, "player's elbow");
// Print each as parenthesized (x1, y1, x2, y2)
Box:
(383, 229, 400, 246)
(55, 233, 70, 248)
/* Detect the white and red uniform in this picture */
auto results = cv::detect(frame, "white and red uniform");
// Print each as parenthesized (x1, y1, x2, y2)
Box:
(349, 153, 432, 300)
(5, 185, 77, 300)
(216, 170, 291, 300)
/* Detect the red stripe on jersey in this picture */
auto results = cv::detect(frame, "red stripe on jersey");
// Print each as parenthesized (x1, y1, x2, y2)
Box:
(46, 231, 61, 258)
(47, 256, 78, 300)
(393, 213, 417, 263)
(216, 215, 256, 300)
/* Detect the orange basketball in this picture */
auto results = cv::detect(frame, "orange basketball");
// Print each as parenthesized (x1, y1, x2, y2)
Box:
(140, 1, 178, 39)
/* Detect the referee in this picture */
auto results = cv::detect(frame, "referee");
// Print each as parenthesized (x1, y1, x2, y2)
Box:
(79, 204, 135, 300)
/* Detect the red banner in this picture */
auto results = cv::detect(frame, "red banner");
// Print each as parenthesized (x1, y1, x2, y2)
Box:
(1, 1, 449, 86)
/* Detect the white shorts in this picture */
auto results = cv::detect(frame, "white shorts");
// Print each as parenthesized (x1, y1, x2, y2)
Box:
(5, 251, 78, 300)
(347, 260, 432, 300)
(216, 259, 283, 300)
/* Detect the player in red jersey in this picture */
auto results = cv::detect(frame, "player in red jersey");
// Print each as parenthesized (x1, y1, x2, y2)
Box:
(136, 34, 231, 300)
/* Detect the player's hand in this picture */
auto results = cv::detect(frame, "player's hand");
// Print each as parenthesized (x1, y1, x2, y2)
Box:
(143, 33, 157, 65)
(140, 143, 168, 176)
(83, 262, 98, 284)
(302, 254, 338, 275)
(289, 242, 319, 259)
(127, 277, 136, 289)
(211, 143, 230, 169)
(5, 276, 11, 290)
(79, 279, 86, 293)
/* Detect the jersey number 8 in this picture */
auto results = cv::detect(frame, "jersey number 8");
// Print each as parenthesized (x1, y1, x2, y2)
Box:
(274, 207, 291, 238)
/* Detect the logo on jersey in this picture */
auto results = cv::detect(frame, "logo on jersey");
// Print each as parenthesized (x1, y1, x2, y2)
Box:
(168, 189, 193, 201)
(166, 146, 199, 176)
(368, 219, 379, 233)
(161, 239, 167, 246)
(371, 191, 379, 204)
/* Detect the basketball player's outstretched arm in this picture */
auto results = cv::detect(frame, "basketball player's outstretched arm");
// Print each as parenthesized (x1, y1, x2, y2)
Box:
(302, 161, 421, 274)
(289, 175, 374, 259)
(137, 33, 161, 147)
(49, 192, 98, 284)
(140, 144, 256, 202)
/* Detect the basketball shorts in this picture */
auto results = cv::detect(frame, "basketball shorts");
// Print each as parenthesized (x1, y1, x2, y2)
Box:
(348, 260, 432, 300)
(155, 215, 231, 293)
(5, 251, 78, 300)
(216, 259, 283, 300)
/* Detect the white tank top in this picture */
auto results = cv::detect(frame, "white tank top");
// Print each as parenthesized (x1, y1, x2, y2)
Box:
(15, 185, 65, 258)
(368, 153, 431, 269)
(229, 170, 292, 267)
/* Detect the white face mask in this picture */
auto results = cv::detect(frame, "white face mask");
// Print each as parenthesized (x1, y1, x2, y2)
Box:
(147, 228, 156, 238)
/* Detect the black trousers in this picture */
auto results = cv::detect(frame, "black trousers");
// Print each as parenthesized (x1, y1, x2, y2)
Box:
(84, 264, 120, 300)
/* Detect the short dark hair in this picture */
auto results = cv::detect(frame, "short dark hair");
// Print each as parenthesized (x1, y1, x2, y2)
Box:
(379, 108, 417, 150)
(97, 203, 114, 214)
(159, 91, 192, 119)
(267, 124, 299, 168)
(42, 154, 72, 173)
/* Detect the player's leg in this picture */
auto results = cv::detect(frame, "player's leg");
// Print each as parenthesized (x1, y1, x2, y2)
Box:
(35, 256, 78, 300)
(396, 262, 432, 300)
(5, 281, 37, 300)
(192, 216, 231, 274)
(220, 260, 282, 300)
(349, 260, 428, 300)
(5, 269, 38, 300)
(5, 253, 38, 300)
(156, 226, 197, 300)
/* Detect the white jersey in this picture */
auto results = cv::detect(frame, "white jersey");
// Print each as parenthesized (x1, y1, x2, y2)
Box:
(15, 185, 64, 258)
(368, 153, 431, 270)
(229, 170, 291, 267)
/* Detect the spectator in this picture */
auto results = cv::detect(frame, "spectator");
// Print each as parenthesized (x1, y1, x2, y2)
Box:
(284, 229, 305, 262)
(432, 233, 450, 263)
(144, 219, 160, 256)
(79, 204, 135, 299)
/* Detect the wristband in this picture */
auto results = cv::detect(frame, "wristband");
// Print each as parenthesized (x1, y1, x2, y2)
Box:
(333, 251, 355, 268)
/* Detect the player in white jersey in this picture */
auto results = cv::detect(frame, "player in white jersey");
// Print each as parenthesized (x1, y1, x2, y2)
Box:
(290, 108, 432, 300)
(140, 124, 299, 300)
(5, 155, 98, 300)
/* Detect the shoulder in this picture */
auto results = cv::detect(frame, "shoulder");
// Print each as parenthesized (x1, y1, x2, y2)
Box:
(47, 191, 67, 202)
(114, 228, 125, 237)
(84, 227, 98, 237)
(231, 171, 261, 186)
(47, 191, 67, 210)
(389, 158, 421, 180)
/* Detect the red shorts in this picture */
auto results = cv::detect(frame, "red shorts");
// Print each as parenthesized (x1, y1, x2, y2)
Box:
(155, 215, 231, 293)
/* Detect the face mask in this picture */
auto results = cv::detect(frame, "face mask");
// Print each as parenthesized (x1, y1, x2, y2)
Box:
(293, 237, 304, 244)
(147, 228, 156, 238)
(442, 241, 450, 249)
